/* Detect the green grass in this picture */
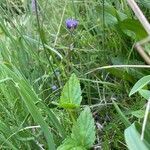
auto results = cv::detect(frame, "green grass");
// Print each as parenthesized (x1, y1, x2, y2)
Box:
(0, 0, 150, 149)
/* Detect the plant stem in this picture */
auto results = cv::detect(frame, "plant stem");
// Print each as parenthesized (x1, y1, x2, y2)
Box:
(86, 65, 150, 75)
(68, 109, 76, 123)
(34, 0, 61, 88)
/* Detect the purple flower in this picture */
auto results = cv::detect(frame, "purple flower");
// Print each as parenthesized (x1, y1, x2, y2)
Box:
(65, 19, 78, 30)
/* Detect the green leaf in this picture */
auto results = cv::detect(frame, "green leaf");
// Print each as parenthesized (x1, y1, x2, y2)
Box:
(129, 75, 150, 96)
(125, 122, 150, 150)
(137, 0, 150, 9)
(96, 2, 127, 26)
(0, 120, 18, 149)
(39, 102, 66, 138)
(119, 19, 148, 40)
(113, 100, 131, 127)
(0, 65, 56, 150)
(59, 73, 82, 109)
(0, 78, 12, 84)
(0, 135, 18, 150)
(57, 107, 96, 149)
(71, 107, 95, 148)
(105, 68, 135, 83)
(23, 35, 63, 59)
(57, 138, 86, 150)
(131, 110, 145, 118)
(139, 89, 150, 100)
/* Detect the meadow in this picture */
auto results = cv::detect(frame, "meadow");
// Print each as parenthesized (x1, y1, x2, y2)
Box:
(0, 0, 150, 149)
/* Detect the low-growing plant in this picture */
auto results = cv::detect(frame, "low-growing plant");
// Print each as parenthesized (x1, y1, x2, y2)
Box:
(58, 73, 96, 149)
(0, 65, 96, 149)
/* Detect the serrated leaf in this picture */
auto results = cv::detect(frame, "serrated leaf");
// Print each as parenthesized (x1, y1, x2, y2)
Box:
(71, 107, 96, 148)
(59, 73, 82, 109)
(57, 138, 86, 150)
(129, 75, 150, 96)
(57, 107, 96, 149)
(125, 122, 150, 150)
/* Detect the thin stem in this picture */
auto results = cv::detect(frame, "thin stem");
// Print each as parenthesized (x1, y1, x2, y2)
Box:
(66, 32, 74, 75)
(71, 0, 77, 18)
(102, 0, 105, 58)
(135, 44, 150, 65)
(86, 65, 150, 75)
(54, 0, 67, 46)
(34, 0, 61, 88)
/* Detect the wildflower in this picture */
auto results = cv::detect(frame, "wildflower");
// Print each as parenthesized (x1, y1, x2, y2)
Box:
(65, 19, 78, 30)
(51, 85, 57, 91)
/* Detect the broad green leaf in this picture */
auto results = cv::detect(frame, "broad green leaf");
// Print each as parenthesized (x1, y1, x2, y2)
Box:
(96, 2, 127, 26)
(129, 75, 150, 96)
(57, 107, 96, 149)
(125, 122, 150, 150)
(119, 19, 148, 40)
(144, 125, 150, 146)
(59, 73, 82, 109)
(139, 89, 150, 100)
